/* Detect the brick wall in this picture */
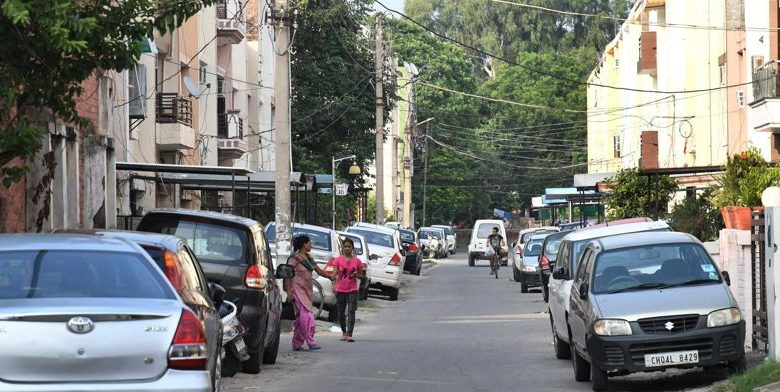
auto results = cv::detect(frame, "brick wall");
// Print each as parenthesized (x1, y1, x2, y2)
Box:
(0, 158, 27, 233)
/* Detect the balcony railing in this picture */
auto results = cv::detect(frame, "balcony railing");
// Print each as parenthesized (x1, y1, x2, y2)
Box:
(218, 112, 244, 139)
(156, 93, 192, 127)
(753, 61, 780, 103)
(216, 0, 243, 19)
(216, 0, 245, 44)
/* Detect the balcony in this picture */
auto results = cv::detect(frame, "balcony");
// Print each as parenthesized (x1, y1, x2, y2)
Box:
(218, 138, 248, 160)
(217, 111, 247, 159)
(156, 93, 195, 151)
(749, 61, 780, 132)
(217, 0, 245, 45)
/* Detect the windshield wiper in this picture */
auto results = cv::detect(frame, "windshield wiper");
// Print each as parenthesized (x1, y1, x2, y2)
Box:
(606, 282, 668, 294)
(658, 279, 718, 289)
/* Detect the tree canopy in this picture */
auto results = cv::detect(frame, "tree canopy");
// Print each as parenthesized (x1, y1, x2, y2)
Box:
(0, 0, 219, 186)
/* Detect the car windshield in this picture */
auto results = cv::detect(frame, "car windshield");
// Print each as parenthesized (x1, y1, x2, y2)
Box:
(341, 236, 364, 256)
(524, 239, 544, 256)
(266, 225, 332, 252)
(348, 229, 394, 249)
(544, 238, 563, 256)
(476, 224, 498, 239)
(592, 243, 721, 294)
(521, 230, 555, 244)
(399, 230, 415, 243)
(419, 230, 441, 240)
(435, 226, 454, 235)
(0, 250, 175, 300)
(150, 219, 248, 265)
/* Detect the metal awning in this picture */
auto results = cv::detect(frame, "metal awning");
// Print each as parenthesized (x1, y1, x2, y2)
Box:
(129, 171, 305, 192)
(638, 165, 722, 176)
(116, 162, 253, 175)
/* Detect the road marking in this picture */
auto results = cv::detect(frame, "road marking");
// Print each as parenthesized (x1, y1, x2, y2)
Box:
(442, 313, 547, 320)
(326, 375, 454, 385)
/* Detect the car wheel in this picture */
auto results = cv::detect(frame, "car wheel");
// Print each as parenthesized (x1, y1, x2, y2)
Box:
(513, 267, 521, 282)
(241, 350, 263, 374)
(262, 320, 281, 365)
(573, 347, 591, 382)
(550, 314, 571, 360)
(729, 356, 747, 375)
(222, 346, 241, 377)
(520, 274, 528, 293)
(468, 255, 475, 267)
(590, 364, 608, 391)
(414, 260, 422, 276)
(542, 283, 549, 303)
(386, 287, 399, 301)
(213, 348, 223, 392)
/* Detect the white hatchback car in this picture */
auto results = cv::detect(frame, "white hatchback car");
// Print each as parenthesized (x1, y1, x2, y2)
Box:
(432, 225, 457, 255)
(468, 219, 508, 267)
(346, 224, 405, 301)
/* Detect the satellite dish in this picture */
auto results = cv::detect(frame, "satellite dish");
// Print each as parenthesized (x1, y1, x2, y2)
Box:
(183, 76, 207, 98)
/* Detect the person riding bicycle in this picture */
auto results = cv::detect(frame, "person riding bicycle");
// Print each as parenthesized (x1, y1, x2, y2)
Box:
(485, 227, 506, 272)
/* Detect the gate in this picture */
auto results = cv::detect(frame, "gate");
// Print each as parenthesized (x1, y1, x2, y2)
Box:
(751, 210, 769, 352)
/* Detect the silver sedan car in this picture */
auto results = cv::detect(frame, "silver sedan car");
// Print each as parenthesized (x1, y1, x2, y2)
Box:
(0, 234, 212, 392)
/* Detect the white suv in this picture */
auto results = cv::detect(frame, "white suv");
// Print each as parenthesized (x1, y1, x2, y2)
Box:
(346, 224, 405, 301)
(468, 219, 507, 267)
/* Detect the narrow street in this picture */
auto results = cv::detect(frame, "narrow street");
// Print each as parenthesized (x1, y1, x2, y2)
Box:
(223, 254, 719, 392)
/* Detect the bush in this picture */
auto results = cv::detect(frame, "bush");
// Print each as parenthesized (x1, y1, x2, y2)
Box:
(669, 189, 723, 242)
(604, 168, 678, 220)
(714, 148, 780, 208)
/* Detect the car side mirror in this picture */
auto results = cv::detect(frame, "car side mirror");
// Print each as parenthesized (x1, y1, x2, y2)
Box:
(578, 282, 589, 300)
(402, 243, 410, 251)
(369, 254, 380, 260)
(552, 268, 565, 280)
(209, 283, 226, 307)
(722, 271, 731, 286)
(275, 264, 296, 279)
(400, 249, 407, 256)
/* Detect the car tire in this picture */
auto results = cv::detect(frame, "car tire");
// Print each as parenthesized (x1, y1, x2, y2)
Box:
(414, 260, 422, 276)
(590, 364, 608, 391)
(573, 348, 591, 382)
(513, 267, 521, 282)
(542, 283, 549, 303)
(213, 348, 223, 392)
(222, 347, 241, 377)
(241, 350, 263, 374)
(262, 321, 281, 365)
(550, 314, 571, 360)
(468, 255, 475, 267)
(729, 356, 747, 375)
(386, 287, 399, 301)
(520, 274, 528, 293)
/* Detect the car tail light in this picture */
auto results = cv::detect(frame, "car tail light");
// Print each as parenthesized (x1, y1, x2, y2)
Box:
(409, 244, 418, 252)
(245, 264, 265, 289)
(163, 250, 184, 291)
(514, 246, 522, 255)
(168, 309, 207, 370)
(388, 253, 402, 266)
(540, 256, 550, 269)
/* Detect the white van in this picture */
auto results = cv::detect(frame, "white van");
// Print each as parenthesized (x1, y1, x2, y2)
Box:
(468, 219, 508, 267)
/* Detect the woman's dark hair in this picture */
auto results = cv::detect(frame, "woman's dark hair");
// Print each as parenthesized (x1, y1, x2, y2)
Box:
(342, 238, 355, 248)
(293, 235, 310, 251)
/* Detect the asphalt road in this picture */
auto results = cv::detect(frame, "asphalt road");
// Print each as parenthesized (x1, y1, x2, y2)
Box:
(222, 254, 722, 392)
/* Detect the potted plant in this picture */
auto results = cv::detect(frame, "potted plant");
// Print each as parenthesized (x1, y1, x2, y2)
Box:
(714, 149, 780, 229)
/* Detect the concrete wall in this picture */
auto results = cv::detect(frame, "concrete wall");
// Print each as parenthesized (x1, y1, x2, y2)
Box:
(717, 229, 753, 351)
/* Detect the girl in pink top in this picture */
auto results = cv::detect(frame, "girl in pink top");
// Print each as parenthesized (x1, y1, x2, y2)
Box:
(333, 238, 365, 342)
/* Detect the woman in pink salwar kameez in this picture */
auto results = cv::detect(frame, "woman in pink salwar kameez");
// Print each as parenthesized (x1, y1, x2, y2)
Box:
(284, 235, 333, 351)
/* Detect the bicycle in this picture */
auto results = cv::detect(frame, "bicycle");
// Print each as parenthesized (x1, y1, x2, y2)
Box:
(490, 249, 500, 279)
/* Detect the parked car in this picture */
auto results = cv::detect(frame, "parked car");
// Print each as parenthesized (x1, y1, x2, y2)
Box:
(384, 221, 402, 230)
(338, 231, 372, 299)
(398, 228, 422, 276)
(567, 231, 745, 391)
(512, 227, 560, 263)
(547, 220, 670, 364)
(559, 221, 588, 232)
(137, 209, 283, 374)
(512, 233, 550, 293)
(538, 231, 569, 302)
(0, 234, 214, 391)
(345, 224, 405, 300)
(468, 219, 508, 267)
(419, 227, 447, 259)
(432, 225, 457, 255)
(265, 222, 342, 321)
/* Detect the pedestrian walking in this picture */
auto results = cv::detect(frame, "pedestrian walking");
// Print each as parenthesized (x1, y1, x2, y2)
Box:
(332, 238, 365, 342)
(284, 235, 334, 351)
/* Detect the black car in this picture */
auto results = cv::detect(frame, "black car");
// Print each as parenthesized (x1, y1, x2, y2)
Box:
(398, 228, 422, 276)
(538, 231, 567, 302)
(61, 230, 225, 389)
(137, 209, 282, 374)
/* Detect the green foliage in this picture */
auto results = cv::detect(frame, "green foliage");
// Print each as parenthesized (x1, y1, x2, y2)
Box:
(713, 360, 780, 392)
(604, 169, 678, 220)
(0, 0, 218, 185)
(669, 189, 723, 242)
(714, 149, 780, 208)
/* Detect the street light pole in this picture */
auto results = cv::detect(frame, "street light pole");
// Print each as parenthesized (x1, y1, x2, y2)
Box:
(332, 154, 357, 229)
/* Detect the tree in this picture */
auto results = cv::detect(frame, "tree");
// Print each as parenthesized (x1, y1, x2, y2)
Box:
(604, 169, 678, 220)
(0, 0, 219, 186)
(669, 189, 723, 241)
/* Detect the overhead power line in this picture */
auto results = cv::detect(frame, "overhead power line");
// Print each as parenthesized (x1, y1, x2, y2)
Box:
(374, 0, 765, 95)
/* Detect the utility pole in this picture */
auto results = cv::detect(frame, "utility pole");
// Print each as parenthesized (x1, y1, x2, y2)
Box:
(422, 122, 430, 227)
(374, 12, 385, 225)
(402, 88, 414, 228)
(271, 0, 294, 267)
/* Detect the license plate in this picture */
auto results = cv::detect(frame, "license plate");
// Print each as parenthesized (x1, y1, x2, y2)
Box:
(644, 350, 699, 367)
(233, 338, 246, 353)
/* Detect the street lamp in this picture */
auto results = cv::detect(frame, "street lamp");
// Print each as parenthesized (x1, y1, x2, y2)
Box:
(332, 155, 361, 229)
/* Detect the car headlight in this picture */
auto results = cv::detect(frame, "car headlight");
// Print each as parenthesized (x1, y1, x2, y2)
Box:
(707, 308, 741, 328)
(593, 319, 632, 336)
(523, 264, 537, 272)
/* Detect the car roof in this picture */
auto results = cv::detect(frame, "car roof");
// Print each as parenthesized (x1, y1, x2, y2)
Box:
(267, 222, 337, 235)
(0, 234, 143, 253)
(338, 231, 366, 242)
(57, 229, 183, 251)
(562, 220, 670, 242)
(419, 226, 445, 232)
(475, 219, 503, 225)
(146, 208, 261, 228)
(594, 231, 698, 251)
(348, 224, 397, 235)
(543, 231, 569, 242)
(529, 233, 551, 241)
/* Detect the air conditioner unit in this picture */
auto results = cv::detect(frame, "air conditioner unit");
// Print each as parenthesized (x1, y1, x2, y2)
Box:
(128, 64, 147, 120)
(131, 178, 147, 193)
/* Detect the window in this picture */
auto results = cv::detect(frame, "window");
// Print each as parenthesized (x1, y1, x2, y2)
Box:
(613, 135, 622, 158)
(253, 229, 273, 272)
(199, 61, 208, 85)
(150, 219, 248, 266)
(178, 247, 204, 292)
(574, 248, 593, 285)
(719, 64, 726, 86)
(476, 224, 497, 239)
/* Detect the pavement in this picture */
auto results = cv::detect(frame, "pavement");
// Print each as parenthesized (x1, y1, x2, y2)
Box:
(222, 254, 737, 392)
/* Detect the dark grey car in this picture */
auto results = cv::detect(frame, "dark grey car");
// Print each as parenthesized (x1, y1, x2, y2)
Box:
(567, 232, 745, 391)
(137, 209, 282, 375)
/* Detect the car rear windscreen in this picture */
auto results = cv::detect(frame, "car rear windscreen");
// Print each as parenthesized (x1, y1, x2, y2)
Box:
(142, 218, 249, 266)
(266, 225, 332, 252)
(399, 230, 415, 243)
(524, 239, 544, 256)
(348, 229, 394, 249)
(476, 224, 498, 239)
(0, 250, 175, 300)
(418, 230, 441, 240)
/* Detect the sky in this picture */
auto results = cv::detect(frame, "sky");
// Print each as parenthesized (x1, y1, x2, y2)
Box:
(372, 0, 405, 13)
